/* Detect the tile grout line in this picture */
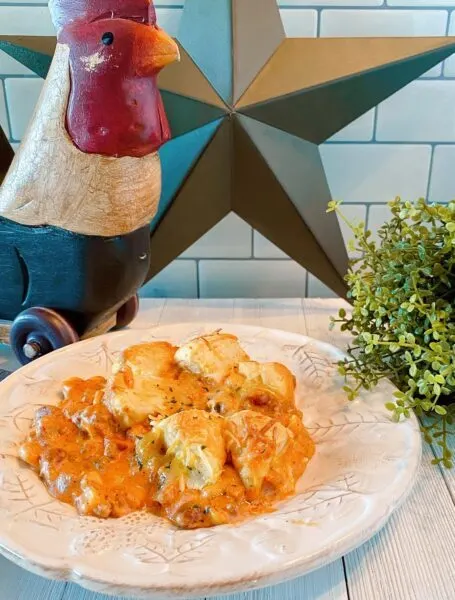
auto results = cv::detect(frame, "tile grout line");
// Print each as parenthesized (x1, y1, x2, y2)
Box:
(365, 204, 372, 233)
(316, 8, 322, 37)
(446, 8, 452, 36)
(372, 107, 379, 143)
(1, 79, 13, 141)
(196, 259, 201, 299)
(426, 144, 436, 201)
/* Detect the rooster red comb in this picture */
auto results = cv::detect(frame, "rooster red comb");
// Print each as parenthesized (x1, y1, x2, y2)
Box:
(49, 0, 157, 36)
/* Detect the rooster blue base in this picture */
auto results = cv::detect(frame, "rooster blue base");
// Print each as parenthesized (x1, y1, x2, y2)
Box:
(0, 216, 150, 341)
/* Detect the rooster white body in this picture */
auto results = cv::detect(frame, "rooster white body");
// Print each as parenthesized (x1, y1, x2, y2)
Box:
(0, 44, 161, 237)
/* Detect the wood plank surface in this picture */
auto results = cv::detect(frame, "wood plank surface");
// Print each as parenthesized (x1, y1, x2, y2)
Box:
(61, 561, 348, 600)
(345, 443, 455, 600)
(0, 555, 66, 600)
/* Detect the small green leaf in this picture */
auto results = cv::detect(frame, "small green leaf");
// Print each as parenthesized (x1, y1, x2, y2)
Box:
(327, 200, 342, 213)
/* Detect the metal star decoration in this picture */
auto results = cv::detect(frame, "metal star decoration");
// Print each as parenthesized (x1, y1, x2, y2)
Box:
(154, 0, 455, 297)
(2, 0, 455, 297)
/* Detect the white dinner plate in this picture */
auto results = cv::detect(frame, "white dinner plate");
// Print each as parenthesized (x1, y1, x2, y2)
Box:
(0, 323, 421, 598)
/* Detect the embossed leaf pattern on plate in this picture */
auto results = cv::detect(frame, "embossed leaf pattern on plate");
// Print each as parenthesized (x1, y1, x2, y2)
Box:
(0, 323, 421, 599)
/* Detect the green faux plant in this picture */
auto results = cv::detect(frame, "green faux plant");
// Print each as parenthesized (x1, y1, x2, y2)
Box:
(328, 197, 455, 466)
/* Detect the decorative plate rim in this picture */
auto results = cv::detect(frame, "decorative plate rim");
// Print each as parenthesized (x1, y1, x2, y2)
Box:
(0, 322, 422, 599)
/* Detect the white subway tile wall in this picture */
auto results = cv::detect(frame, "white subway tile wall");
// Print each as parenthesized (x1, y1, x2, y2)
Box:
(4, 78, 43, 139)
(0, 82, 9, 138)
(180, 214, 252, 259)
(429, 145, 455, 200)
(443, 11, 455, 75)
(307, 274, 338, 299)
(2, 1, 455, 299)
(320, 144, 433, 202)
(376, 81, 455, 140)
(280, 10, 318, 37)
(327, 110, 375, 142)
(253, 233, 290, 260)
(199, 261, 307, 299)
(320, 9, 448, 37)
(140, 260, 198, 299)
(368, 204, 395, 242)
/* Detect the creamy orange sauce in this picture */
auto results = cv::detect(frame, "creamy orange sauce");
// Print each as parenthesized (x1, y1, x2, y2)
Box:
(19, 377, 152, 518)
(19, 347, 315, 529)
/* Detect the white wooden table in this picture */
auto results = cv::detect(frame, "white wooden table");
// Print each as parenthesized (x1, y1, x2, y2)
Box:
(1, 298, 455, 600)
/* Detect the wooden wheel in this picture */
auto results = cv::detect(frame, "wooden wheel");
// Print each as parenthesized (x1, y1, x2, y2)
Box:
(115, 294, 139, 330)
(10, 307, 79, 365)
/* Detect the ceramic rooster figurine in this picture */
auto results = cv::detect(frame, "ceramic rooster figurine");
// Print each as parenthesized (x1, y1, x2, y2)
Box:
(0, 0, 179, 365)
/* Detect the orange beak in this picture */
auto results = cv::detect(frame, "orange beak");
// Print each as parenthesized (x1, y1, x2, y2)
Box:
(135, 25, 180, 74)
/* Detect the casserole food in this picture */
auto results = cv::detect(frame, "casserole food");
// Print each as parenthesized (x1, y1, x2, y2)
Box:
(19, 332, 315, 529)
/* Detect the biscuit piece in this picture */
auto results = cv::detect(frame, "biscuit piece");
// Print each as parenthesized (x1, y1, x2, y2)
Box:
(120, 342, 178, 379)
(105, 342, 181, 428)
(137, 409, 226, 490)
(226, 410, 314, 499)
(175, 332, 249, 383)
(222, 361, 296, 415)
(237, 361, 296, 402)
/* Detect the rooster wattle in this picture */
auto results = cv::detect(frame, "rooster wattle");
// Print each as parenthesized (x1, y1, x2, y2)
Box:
(0, 0, 179, 364)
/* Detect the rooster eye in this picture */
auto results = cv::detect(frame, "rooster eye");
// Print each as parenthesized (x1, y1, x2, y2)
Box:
(102, 32, 114, 46)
